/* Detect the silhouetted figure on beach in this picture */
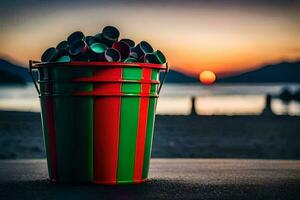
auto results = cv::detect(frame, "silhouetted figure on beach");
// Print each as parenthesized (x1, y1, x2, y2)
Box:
(190, 96, 197, 116)
(261, 94, 274, 116)
(279, 88, 293, 103)
(278, 87, 293, 114)
(293, 89, 300, 102)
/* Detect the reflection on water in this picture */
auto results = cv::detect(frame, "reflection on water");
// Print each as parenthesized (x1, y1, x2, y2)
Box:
(272, 99, 300, 116)
(196, 95, 265, 115)
(0, 83, 299, 115)
(158, 84, 300, 115)
(0, 85, 40, 112)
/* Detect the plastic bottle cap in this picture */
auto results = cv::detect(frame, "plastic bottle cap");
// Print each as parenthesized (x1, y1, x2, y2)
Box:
(56, 41, 69, 50)
(90, 43, 107, 54)
(120, 39, 135, 48)
(140, 41, 153, 54)
(67, 31, 85, 45)
(124, 57, 137, 63)
(57, 56, 71, 62)
(144, 53, 159, 64)
(69, 40, 87, 55)
(154, 50, 166, 64)
(112, 41, 130, 60)
(102, 26, 120, 40)
(41, 47, 58, 62)
(105, 48, 121, 62)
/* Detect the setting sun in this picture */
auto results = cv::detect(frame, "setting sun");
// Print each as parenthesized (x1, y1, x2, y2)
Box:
(199, 70, 216, 85)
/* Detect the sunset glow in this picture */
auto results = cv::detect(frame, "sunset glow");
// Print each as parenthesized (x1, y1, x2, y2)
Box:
(0, 1, 299, 77)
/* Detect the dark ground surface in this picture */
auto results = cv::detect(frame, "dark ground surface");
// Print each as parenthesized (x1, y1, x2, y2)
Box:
(1, 111, 300, 199)
(0, 111, 300, 159)
(0, 159, 299, 200)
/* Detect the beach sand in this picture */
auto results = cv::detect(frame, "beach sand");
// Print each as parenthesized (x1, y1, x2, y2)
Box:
(0, 111, 299, 159)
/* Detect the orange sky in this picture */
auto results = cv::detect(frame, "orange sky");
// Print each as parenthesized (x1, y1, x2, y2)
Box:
(0, 1, 300, 77)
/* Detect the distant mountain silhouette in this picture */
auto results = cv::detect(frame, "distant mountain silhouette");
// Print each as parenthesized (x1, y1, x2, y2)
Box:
(217, 61, 300, 83)
(161, 69, 198, 83)
(0, 59, 30, 84)
(0, 58, 199, 85)
(1, 58, 299, 84)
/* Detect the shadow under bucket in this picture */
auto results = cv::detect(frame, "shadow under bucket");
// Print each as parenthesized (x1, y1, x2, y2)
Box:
(29, 61, 168, 184)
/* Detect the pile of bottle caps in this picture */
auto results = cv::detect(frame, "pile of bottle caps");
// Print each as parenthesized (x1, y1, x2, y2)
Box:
(41, 26, 166, 64)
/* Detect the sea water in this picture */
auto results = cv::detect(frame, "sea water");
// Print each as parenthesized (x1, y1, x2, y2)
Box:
(0, 83, 299, 115)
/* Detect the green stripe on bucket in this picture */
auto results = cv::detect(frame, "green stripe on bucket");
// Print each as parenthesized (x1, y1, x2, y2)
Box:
(151, 69, 159, 81)
(142, 69, 158, 179)
(39, 97, 52, 178)
(150, 69, 158, 94)
(142, 97, 156, 179)
(54, 96, 93, 182)
(117, 67, 142, 183)
(53, 69, 94, 182)
(51, 68, 94, 94)
(122, 83, 141, 94)
(122, 68, 142, 80)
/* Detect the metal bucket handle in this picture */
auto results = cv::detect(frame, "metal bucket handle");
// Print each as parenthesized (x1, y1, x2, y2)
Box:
(29, 60, 169, 96)
(29, 60, 41, 95)
(158, 62, 169, 95)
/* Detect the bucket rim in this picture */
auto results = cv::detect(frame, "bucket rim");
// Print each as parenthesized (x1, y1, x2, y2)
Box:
(38, 79, 160, 84)
(39, 92, 159, 97)
(31, 61, 166, 69)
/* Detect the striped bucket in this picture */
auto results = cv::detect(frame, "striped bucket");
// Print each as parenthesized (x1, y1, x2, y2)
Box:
(29, 61, 168, 184)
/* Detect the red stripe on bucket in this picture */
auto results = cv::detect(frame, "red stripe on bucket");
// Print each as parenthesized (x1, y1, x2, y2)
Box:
(93, 68, 122, 184)
(45, 96, 58, 181)
(133, 68, 151, 182)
